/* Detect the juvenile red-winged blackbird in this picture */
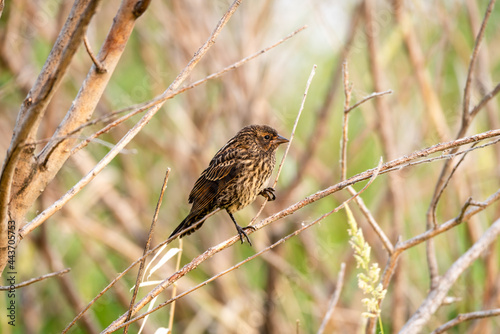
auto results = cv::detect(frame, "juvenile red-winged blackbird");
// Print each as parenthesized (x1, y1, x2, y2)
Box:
(169, 124, 288, 245)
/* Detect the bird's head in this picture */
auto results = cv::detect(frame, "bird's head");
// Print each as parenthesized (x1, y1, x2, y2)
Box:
(239, 125, 289, 152)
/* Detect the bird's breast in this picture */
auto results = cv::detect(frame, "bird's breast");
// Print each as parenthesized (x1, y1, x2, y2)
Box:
(218, 153, 275, 213)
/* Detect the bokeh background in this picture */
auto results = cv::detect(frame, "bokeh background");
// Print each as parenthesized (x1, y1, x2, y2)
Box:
(1, 0, 500, 333)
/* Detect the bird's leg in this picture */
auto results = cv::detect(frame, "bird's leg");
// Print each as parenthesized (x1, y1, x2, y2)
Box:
(259, 187, 276, 201)
(227, 212, 255, 245)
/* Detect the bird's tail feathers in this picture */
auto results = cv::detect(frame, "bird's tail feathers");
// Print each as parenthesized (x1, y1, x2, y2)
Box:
(169, 212, 206, 239)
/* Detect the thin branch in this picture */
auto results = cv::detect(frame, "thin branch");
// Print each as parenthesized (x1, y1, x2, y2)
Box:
(341, 60, 352, 181)
(431, 140, 479, 235)
(403, 190, 500, 252)
(425, 227, 440, 289)
(344, 90, 393, 115)
(167, 239, 183, 332)
(456, 197, 474, 224)
(462, 0, 496, 123)
(431, 308, 500, 334)
(380, 187, 500, 291)
(282, 3, 362, 201)
(250, 63, 317, 225)
(347, 185, 394, 254)
(469, 81, 500, 119)
(317, 263, 346, 334)
(0, 268, 70, 290)
(123, 169, 170, 333)
(423, 6, 497, 294)
(83, 35, 107, 74)
(382, 136, 500, 174)
(340, 85, 393, 181)
(340, 60, 393, 253)
(400, 217, 500, 334)
(63, 25, 308, 155)
(274, 64, 317, 189)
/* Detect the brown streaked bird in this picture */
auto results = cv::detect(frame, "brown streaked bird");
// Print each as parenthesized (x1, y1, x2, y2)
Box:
(169, 125, 289, 245)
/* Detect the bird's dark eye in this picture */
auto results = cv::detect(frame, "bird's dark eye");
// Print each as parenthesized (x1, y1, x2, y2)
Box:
(264, 135, 270, 140)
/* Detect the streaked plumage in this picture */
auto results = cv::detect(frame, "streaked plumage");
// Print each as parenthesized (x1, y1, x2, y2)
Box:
(169, 124, 288, 245)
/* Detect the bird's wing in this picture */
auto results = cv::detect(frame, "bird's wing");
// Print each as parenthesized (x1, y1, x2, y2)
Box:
(188, 148, 243, 212)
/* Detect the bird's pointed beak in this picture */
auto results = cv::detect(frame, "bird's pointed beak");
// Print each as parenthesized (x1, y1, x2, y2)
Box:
(274, 134, 289, 145)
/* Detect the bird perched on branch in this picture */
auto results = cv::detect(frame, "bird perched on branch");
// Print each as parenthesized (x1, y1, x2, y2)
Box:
(169, 124, 289, 245)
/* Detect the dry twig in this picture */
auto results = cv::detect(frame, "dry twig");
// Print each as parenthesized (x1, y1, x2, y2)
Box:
(250, 63, 317, 225)
(0, 268, 70, 290)
(83, 35, 106, 74)
(431, 308, 500, 334)
(317, 263, 346, 334)
(123, 169, 171, 333)
(340, 60, 393, 253)
(400, 218, 500, 334)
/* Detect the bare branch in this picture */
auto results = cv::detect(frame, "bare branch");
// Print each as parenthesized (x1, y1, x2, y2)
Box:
(0, 268, 70, 290)
(380, 188, 500, 291)
(83, 35, 107, 74)
(344, 90, 393, 115)
(340, 60, 352, 181)
(340, 60, 393, 253)
(317, 263, 346, 334)
(400, 217, 500, 334)
(462, 0, 496, 123)
(63, 25, 308, 154)
(274, 64, 316, 189)
(123, 168, 170, 333)
(423, 0, 496, 298)
(469, 81, 500, 119)
(347, 186, 394, 254)
(250, 63, 316, 225)
(403, 189, 500, 253)
(167, 239, 183, 332)
(283, 3, 362, 200)
(431, 308, 500, 334)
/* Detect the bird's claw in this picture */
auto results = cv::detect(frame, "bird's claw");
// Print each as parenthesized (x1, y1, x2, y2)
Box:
(260, 187, 276, 201)
(235, 225, 255, 246)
